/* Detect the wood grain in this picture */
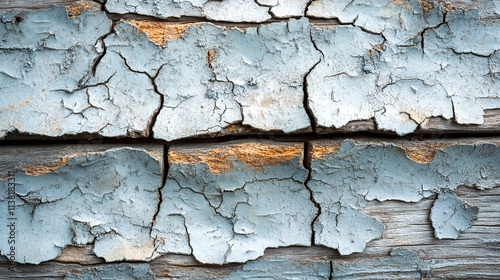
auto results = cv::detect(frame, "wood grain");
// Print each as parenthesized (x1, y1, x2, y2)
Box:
(1, 186, 497, 279)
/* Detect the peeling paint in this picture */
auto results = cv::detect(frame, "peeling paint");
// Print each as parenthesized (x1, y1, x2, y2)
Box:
(310, 140, 500, 254)
(307, 0, 443, 42)
(1, 5, 498, 139)
(104, 18, 319, 140)
(152, 141, 317, 264)
(0, 7, 160, 138)
(105, 0, 285, 22)
(0, 147, 163, 264)
(431, 192, 479, 239)
(307, 3, 500, 135)
(0, 0, 499, 273)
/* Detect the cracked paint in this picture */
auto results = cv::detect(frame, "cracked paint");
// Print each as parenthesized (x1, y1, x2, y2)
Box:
(1, 5, 498, 139)
(152, 141, 317, 264)
(0, 1, 499, 273)
(309, 139, 500, 255)
(308, 3, 500, 135)
(105, 0, 309, 22)
(105, 18, 319, 140)
(430, 192, 478, 239)
(307, 0, 443, 44)
(0, 7, 160, 138)
(0, 147, 163, 264)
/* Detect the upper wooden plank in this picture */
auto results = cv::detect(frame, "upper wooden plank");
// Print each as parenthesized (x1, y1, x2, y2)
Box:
(0, 1, 498, 139)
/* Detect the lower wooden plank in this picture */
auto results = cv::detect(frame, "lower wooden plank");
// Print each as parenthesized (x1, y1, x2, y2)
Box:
(1, 186, 497, 279)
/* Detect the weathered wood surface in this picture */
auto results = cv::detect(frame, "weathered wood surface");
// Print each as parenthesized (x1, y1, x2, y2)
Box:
(0, 186, 497, 279)
(0, 144, 165, 265)
(0, 0, 76, 10)
(0, 1, 499, 140)
(0, 140, 499, 278)
(0, 0, 499, 278)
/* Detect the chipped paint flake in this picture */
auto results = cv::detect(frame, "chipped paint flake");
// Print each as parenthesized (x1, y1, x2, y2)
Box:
(431, 192, 479, 239)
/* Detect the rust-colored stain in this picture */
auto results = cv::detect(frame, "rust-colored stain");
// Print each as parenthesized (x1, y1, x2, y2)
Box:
(391, 0, 410, 9)
(66, 1, 100, 18)
(5, 97, 32, 111)
(21, 157, 69, 176)
(369, 42, 385, 54)
(222, 124, 246, 134)
(207, 49, 216, 69)
(169, 143, 303, 174)
(311, 142, 341, 160)
(400, 143, 451, 164)
(418, 0, 435, 13)
(126, 20, 199, 47)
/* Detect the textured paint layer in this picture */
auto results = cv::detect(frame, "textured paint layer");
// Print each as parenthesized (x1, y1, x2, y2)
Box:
(308, 3, 500, 135)
(106, 18, 319, 140)
(0, 7, 160, 138)
(310, 140, 500, 254)
(152, 141, 317, 264)
(105, 0, 309, 21)
(0, 147, 163, 264)
(1, 5, 499, 138)
(431, 192, 479, 239)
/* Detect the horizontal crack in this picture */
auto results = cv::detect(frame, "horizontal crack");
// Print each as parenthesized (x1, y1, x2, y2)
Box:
(4, 129, 500, 146)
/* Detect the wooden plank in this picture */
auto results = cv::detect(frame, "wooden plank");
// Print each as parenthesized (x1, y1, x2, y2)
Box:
(0, 0, 75, 10)
(0, 186, 497, 278)
(1, 140, 498, 279)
